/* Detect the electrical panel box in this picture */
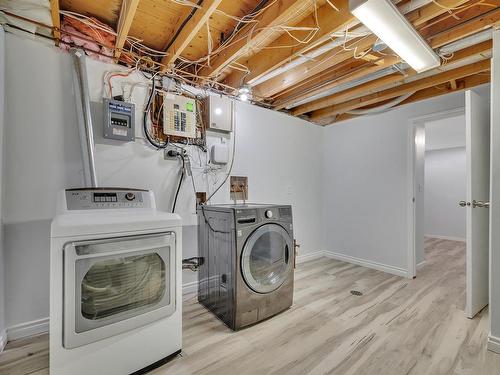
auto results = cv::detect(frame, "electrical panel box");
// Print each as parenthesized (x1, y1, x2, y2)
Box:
(163, 94, 197, 138)
(103, 99, 135, 142)
(202, 95, 233, 132)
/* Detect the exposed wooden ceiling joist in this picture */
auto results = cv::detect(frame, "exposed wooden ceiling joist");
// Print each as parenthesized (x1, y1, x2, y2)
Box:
(114, 0, 141, 61)
(49, 0, 60, 43)
(252, 0, 472, 99)
(428, 7, 500, 48)
(293, 39, 492, 115)
(254, 35, 378, 98)
(160, 0, 224, 70)
(222, 0, 354, 89)
(419, 0, 496, 39)
(197, 0, 316, 79)
(272, 58, 368, 103)
(310, 58, 490, 123)
(15, 0, 492, 128)
(334, 72, 490, 123)
(274, 54, 400, 110)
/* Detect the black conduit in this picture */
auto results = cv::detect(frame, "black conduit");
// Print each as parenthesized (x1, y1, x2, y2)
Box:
(165, 0, 204, 52)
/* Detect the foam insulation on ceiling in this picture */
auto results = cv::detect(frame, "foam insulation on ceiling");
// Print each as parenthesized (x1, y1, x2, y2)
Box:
(0, 0, 52, 36)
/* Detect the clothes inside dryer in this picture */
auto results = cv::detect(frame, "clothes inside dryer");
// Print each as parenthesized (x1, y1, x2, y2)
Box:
(81, 253, 166, 320)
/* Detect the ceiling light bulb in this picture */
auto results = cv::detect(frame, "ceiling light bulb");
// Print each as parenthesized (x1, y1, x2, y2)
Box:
(238, 86, 250, 94)
(239, 93, 248, 102)
(214, 107, 222, 115)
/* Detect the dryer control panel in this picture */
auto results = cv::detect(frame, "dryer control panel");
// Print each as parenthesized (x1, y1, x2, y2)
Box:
(65, 188, 152, 210)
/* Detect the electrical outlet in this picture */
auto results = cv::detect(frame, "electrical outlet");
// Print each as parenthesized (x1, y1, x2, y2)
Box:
(230, 176, 248, 201)
(163, 145, 186, 160)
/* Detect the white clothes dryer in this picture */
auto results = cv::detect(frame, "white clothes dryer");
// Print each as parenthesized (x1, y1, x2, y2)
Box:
(50, 188, 182, 375)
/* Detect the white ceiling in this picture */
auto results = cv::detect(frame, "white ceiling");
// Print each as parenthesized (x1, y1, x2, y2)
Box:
(425, 114, 466, 151)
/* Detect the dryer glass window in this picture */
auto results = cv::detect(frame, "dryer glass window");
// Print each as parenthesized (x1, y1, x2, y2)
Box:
(81, 253, 166, 320)
(242, 224, 292, 293)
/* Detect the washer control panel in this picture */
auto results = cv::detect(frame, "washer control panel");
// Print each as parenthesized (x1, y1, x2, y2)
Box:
(65, 189, 152, 210)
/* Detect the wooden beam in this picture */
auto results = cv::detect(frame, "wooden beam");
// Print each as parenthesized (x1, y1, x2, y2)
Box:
(253, 0, 469, 99)
(419, 1, 498, 39)
(197, 0, 314, 79)
(222, 0, 354, 88)
(161, 0, 223, 71)
(405, 0, 470, 25)
(428, 7, 500, 48)
(272, 59, 368, 103)
(292, 39, 492, 115)
(309, 59, 490, 123)
(114, 0, 140, 62)
(223, 0, 470, 89)
(334, 72, 491, 124)
(274, 55, 399, 110)
(49, 0, 60, 44)
(254, 35, 378, 98)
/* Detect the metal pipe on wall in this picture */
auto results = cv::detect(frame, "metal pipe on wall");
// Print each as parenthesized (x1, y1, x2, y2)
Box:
(71, 49, 98, 187)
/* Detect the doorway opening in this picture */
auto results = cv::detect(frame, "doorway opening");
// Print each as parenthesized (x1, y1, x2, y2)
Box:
(421, 112, 467, 272)
(408, 89, 491, 319)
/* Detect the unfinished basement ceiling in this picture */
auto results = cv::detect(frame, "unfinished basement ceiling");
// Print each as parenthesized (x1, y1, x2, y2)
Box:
(1, 0, 498, 125)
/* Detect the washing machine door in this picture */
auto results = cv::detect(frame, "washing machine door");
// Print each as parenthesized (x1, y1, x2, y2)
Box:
(241, 223, 293, 294)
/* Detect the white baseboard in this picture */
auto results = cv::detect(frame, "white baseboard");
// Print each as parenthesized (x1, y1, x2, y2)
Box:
(323, 251, 408, 278)
(425, 234, 466, 242)
(417, 260, 426, 270)
(488, 334, 500, 354)
(0, 329, 7, 352)
(296, 250, 325, 264)
(6, 317, 49, 341)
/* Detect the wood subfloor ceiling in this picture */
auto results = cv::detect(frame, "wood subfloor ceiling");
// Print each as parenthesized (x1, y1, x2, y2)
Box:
(1, 238, 499, 374)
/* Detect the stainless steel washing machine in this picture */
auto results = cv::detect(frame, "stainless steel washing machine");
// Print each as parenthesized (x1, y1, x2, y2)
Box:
(197, 204, 294, 330)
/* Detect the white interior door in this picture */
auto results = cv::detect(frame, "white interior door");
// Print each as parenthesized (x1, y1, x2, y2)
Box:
(465, 89, 490, 319)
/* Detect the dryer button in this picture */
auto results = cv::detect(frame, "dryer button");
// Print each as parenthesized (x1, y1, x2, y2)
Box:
(265, 210, 273, 219)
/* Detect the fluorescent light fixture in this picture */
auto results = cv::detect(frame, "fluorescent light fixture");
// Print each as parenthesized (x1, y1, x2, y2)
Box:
(349, 0, 441, 73)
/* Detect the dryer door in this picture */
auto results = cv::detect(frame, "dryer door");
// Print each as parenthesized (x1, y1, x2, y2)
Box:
(241, 224, 293, 294)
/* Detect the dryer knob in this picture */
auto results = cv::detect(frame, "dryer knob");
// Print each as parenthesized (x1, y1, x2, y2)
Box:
(125, 192, 136, 201)
(265, 210, 273, 219)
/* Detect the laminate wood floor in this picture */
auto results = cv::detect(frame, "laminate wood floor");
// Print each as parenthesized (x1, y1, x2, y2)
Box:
(2, 238, 499, 375)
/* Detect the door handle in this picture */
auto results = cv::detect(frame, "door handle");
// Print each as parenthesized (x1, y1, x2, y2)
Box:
(459, 200, 467, 207)
(472, 200, 490, 208)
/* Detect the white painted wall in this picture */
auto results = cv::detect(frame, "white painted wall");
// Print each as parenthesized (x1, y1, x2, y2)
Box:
(424, 147, 466, 240)
(425, 115, 466, 151)
(0, 26, 6, 350)
(2, 33, 323, 329)
(321, 91, 471, 276)
(488, 28, 500, 354)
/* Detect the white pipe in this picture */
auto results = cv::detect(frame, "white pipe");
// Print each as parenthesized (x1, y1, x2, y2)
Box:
(285, 29, 493, 110)
(438, 29, 492, 55)
(72, 49, 98, 187)
(251, 0, 434, 86)
(346, 91, 415, 115)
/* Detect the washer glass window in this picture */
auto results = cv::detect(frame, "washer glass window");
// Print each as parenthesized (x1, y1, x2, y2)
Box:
(241, 224, 292, 293)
